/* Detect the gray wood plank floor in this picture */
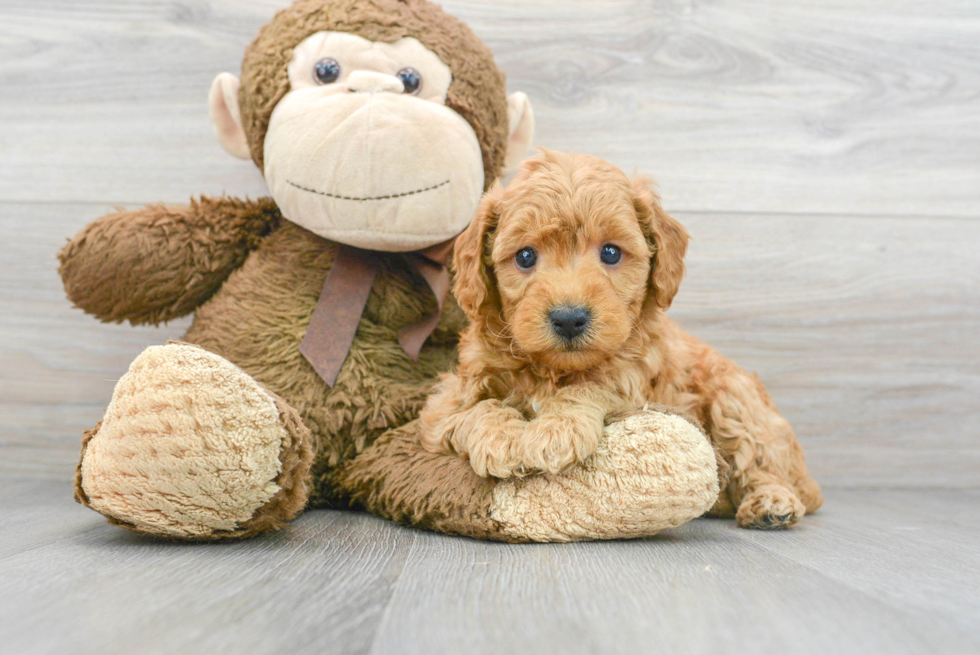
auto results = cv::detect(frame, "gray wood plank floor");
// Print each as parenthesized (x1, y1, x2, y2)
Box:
(2, 480, 978, 655)
(2, 0, 978, 653)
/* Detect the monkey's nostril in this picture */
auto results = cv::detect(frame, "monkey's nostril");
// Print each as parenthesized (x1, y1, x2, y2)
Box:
(549, 306, 591, 340)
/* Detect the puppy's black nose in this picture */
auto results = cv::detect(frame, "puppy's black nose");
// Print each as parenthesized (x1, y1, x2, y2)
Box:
(549, 306, 591, 340)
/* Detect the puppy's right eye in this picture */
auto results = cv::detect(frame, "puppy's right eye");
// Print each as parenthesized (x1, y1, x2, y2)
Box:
(600, 244, 622, 265)
(515, 247, 537, 270)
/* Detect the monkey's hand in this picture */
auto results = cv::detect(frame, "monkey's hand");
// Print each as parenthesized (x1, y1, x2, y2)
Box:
(58, 196, 280, 325)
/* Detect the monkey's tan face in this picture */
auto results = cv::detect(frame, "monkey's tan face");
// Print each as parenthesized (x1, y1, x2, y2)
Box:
(262, 32, 485, 252)
(210, 29, 534, 253)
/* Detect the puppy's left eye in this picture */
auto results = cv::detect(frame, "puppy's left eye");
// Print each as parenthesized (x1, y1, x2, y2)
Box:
(515, 247, 537, 270)
(600, 244, 622, 265)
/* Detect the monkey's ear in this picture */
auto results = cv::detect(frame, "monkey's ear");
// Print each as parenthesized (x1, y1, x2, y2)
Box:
(209, 73, 251, 160)
(502, 92, 535, 175)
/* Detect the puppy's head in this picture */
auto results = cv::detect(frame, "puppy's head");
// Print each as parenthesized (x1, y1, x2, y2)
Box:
(453, 150, 689, 372)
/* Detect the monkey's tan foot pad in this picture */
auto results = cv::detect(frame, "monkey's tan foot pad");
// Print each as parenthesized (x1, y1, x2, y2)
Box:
(490, 409, 720, 542)
(75, 343, 313, 540)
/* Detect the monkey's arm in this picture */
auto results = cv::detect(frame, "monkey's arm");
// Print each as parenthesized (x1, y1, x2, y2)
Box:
(334, 420, 516, 541)
(58, 196, 280, 325)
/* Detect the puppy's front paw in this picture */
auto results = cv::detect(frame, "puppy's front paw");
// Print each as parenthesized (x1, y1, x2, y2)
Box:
(518, 416, 603, 475)
(736, 485, 806, 529)
(466, 422, 529, 479)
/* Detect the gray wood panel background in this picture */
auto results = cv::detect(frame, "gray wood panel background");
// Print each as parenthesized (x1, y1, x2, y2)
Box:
(2, 0, 977, 486)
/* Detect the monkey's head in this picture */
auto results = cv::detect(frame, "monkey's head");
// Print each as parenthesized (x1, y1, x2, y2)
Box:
(209, 0, 534, 252)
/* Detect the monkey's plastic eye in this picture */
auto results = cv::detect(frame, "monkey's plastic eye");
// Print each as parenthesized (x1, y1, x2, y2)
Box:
(600, 244, 622, 265)
(515, 247, 537, 270)
(396, 67, 422, 95)
(314, 58, 341, 84)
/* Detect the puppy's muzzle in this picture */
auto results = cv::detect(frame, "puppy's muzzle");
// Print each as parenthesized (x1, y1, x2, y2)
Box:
(549, 305, 591, 341)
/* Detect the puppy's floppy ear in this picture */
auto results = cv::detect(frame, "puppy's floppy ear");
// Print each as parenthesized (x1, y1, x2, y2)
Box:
(631, 176, 689, 310)
(452, 181, 504, 321)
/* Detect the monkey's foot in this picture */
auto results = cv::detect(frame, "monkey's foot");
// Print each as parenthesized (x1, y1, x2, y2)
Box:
(75, 343, 314, 539)
(489, 408, 721, 541)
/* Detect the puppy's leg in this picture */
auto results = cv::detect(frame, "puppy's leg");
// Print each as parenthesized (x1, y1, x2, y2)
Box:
(519, 386, 626, 475)
(420, 375, 528, 478)
(701, 362, 823, 529)
(459, 400, 533, 478)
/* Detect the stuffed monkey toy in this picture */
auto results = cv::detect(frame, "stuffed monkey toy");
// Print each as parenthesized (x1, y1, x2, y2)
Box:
(60, 0, 721, 542)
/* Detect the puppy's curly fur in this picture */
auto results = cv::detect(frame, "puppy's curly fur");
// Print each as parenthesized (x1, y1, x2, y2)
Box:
(421, 150, 823, 529)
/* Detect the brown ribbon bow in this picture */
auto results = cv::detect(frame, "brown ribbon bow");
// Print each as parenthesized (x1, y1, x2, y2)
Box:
(299, 239, 454, 387)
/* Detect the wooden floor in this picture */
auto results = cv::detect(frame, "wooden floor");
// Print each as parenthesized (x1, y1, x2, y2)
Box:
(3, 480, 979, 654)
(1, 0, 978, 653)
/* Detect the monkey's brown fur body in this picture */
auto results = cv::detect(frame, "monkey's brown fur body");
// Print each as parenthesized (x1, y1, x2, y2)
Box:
(61, 0, 723, 541)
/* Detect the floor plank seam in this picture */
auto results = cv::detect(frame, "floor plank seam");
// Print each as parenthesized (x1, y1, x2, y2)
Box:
(366, 530, 421, 655)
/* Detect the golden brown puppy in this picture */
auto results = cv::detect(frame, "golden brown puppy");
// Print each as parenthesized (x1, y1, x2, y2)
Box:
(421, 150, 823, 529)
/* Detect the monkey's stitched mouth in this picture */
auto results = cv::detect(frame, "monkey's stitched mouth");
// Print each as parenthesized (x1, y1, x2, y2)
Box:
(287, 179, 450, 202)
